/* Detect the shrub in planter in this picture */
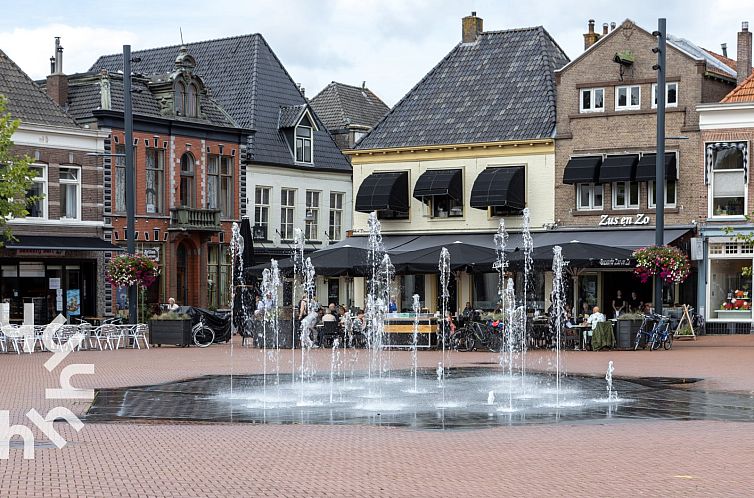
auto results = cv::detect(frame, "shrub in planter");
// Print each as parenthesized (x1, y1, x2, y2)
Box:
(149, 312, 192, 346)
(615, 312, 644, 349)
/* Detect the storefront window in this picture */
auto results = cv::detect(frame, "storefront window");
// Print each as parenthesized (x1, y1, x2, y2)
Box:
(709, 258, 752, 320)
(399, 274, 425, 312)
(473, 273, 499, 310)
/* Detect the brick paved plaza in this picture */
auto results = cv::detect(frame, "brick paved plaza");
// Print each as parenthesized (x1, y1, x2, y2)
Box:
(2, 336, 754, 497)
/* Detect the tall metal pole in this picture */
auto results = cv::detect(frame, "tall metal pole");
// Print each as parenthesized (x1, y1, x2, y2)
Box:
(124, 45, 137, 324)
(654, 19, 666, 316)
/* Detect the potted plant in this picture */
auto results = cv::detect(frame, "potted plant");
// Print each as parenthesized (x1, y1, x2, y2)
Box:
(633, 245, 690, 285)
(149, 311, 192, 347)
(615, 311, 644, 349)
(105, 253, 160, 289)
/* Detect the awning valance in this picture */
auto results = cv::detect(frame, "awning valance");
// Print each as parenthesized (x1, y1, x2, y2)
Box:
(599, 154, 639, 183)
(355, 171, 409, 213)
(469, 166, 525, 211)
(563, 156, 601, 184)
(413, 169, 462, 202)
(635, 153, 677, 181)
(5, 235, 122, 252)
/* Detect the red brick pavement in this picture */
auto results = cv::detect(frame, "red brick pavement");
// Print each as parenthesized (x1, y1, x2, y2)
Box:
(1, 335, 754, 497)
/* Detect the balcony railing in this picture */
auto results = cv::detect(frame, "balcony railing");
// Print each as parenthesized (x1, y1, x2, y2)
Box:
(169, 207, 222, 231)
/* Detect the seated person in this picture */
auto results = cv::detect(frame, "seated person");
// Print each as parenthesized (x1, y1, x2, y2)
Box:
(583, 306, 606, 349)
(322, 310, 337, 322)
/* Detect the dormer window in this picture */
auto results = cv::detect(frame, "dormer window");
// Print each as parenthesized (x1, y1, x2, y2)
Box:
(186, 83, 198, 117)
(296, 125, 313, 163)
(174, 82, 186, 115)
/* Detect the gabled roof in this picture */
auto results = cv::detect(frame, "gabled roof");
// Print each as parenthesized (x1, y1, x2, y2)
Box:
(0, 49, 79, 129)
(309, 81, 390, 131)
(355, 26, 568, 150)
(557, 19, 736, 81)
(721, 71, 754, 102)
(90, 34, 350, 172)
(278, 104, 308, 128)
(63, 71, 237, 128)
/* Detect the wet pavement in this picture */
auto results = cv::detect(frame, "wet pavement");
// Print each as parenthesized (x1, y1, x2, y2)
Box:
(85, 367, 754, 430)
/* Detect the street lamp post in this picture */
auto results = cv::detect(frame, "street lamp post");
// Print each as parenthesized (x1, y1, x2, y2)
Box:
(654, 19, 667, 316)
(124, 45, 137, 324)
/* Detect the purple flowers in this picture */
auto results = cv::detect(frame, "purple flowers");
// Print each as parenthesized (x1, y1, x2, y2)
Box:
(105, 253, 160, 289)
(633, 245, 690, 285)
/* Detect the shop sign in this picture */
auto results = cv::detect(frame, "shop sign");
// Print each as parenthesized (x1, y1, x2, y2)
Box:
(598, 213, 651, 227)
(599, 258, 632, 267)
(143, 247, 160, 261)
(690, 237, 704, 261)
(16, 249, 66, 256)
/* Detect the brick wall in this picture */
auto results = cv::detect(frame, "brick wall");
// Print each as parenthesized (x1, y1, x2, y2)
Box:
(554, 20, 737, 229)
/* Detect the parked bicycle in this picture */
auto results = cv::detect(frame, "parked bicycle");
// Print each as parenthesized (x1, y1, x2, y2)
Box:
(452, 320, 503, 352)
(634, 313, 672, 351)
(192, 316, 215, 347)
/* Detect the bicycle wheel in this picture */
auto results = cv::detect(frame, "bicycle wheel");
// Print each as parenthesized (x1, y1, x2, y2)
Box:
(466, 335, 476, 352)
(648, 331, 659, 351)
(663, 330, 673, 350)
(634, 331, 643, 351)
(193, 326, 215, 348)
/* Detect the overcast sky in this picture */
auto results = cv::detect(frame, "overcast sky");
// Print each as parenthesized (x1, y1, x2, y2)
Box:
(0, 0, 748, 106)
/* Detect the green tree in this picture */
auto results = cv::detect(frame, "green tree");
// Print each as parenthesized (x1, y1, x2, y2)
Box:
(0, 94, 36, 246)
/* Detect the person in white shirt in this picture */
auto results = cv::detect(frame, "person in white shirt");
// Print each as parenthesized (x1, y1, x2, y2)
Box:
(583, 306, 606, 350)
(586, 306, 606, 330)
(167, 297, 179, 311)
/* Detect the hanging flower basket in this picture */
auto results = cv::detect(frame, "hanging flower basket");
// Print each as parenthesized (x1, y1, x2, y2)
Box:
(105, 253, 160, 289)
(632, 245, 690, 284)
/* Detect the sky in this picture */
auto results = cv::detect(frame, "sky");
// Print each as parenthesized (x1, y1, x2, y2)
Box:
(0, 0, 749, 106)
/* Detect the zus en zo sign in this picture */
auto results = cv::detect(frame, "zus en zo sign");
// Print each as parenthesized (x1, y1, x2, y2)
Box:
(599, 213, 650, 227)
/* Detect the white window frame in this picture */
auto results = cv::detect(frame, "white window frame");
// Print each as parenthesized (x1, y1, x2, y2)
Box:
(26, 164, 48, 219)
(576, 183, 603, 211)
(579, 87, 605, 113)
(612, 181, 639, 210)
(295, 125, 313, 163)
(615, 85, 641, 111)
(708, 142, 748, 219)
(329, 192, 344, 242)
(305, 190, 320, 241)
(254, 186, 271, 238)
(58, 165, 81, 220)
(280, 188, 296, 240)
(648, 180, 677, 209)
(652, 82, 678, 108)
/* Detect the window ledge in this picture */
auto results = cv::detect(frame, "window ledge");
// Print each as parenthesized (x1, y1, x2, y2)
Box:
(572, 208, 680, 216)
(569, 107, 686, 120)
(707, 215, 747, 222)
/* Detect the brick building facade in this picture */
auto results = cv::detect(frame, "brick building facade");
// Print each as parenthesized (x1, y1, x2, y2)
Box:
(553, 19, 743, 313)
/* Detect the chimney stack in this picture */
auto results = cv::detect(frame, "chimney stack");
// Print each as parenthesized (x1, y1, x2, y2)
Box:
(583, 19, 600, 50)
(610, 22, 616, 31)
(462, 11, 484, 43)
(721, 42, 728, 57)
(46, 37, 68, 107)
(602, 23, 609, 35)
(737, 21, 752, 85)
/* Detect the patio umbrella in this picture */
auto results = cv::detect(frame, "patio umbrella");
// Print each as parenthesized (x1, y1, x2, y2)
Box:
(508, 242, 634, 268)
(255, 245, 375, 277)
(389, 242, 498, 273)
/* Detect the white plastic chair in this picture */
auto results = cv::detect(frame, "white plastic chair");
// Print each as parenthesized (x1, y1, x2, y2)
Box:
(125, 324, 150, 349)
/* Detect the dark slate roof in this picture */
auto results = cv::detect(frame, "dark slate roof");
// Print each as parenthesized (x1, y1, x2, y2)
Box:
(0, 49, 79, 128)
(309, 81, 390, 131)
(64, 72, 237, 128)
(278, 104, 307, 128)
(90, 34, 350, 172)
(356, 27, 569, 150)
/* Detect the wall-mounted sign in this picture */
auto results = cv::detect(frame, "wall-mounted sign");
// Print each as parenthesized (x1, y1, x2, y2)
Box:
(690, 237, 704, 261)
(16, 249, 66, 256)
(143, 247, 160, 261)
(598, 213, 651, 227)
(599, 258, 632, 267)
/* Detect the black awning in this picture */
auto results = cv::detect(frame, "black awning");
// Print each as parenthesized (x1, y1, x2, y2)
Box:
(413, 169, 462, 202)
(563, 156, 602, 184)
(599, 154, 638, 183)
(5, 235, 122, 251)
(635, 153, 677, 181)
(355, 171, 409, 213)
(469, 166, 525, 210)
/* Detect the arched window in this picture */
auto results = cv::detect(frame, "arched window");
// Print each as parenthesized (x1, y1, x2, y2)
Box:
(179, 152, 195, 207)
(187, 84, 198, 117)
(174, 82, 186, 115)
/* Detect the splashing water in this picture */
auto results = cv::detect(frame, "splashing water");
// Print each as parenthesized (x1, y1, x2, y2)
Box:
(487, 391, 495, 406)
(606, 360, 618, 402)
(521, 208, 533, 386)
(411, 294, 421, 394)
(299, 256, 317, 403)
(438, 247, 450, 404)
(292, 228, 306, 385)
(551, 247, 565, 397)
